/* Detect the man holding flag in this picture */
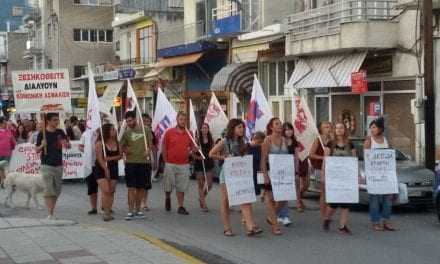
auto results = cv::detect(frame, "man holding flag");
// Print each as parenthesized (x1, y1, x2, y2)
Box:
(120, 111, 154, 220)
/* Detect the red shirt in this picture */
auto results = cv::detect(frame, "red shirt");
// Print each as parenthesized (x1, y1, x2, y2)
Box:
(163, 127, 192, 165)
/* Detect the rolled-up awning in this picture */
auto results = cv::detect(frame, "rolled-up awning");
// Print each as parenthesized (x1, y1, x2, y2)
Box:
(153, 52, 203, 68)
(286, 52, 367, 89)
(210, 63, 258, 94)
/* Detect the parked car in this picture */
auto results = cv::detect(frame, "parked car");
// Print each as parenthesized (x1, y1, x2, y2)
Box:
(309, 138, 435, 207)
(434, 165, 440, 221)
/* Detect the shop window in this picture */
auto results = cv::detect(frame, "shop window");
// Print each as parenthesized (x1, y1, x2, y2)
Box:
(315, 96, 329, 125)
(272, 101, 280, 118)
(269, 63, 277, 96)
(332, 95, 361, 137)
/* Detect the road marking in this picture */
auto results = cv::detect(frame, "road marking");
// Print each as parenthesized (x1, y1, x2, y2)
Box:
(133, 232, 206, 264)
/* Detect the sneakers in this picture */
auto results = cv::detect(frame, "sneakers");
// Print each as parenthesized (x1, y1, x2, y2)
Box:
(165, 198, 171, 212)
(177, 207, 189, 215)
(338, 225, 352, 235)
(277, 217, 292, 226)
(125, 212, 134, 221)
(87, 209, 98, 215)
(134, 211, 146, 219)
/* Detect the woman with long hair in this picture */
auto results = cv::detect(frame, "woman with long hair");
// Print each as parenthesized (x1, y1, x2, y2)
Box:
(95, 124, 122, 221)
(309, 121, 333, 220)
(260, 117, 290, 235)
(364, 117, 396, 231)
(16, 123, 28, 144)
(322, 122, 356, 235)
(194, 123, 215, 212)
(209, 119, 262, 237)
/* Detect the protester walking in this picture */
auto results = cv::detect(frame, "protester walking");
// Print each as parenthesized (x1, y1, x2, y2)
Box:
(309, 121, 333, 220)
(96, 124, 122, 221)
(364, 117, 396, 232)
(193, 123, 215, 212)
(261, 118, 288, 235)
(322, 122, 356, 235)
(120, 111, 153, 220)
(0, 117, 16, 188)
(141, 113, 157, 211)
(36, 113, 69, 220)
(209, 118, 263, 237)
(79, 132, 98, 216)
(162, 112, 196, 215)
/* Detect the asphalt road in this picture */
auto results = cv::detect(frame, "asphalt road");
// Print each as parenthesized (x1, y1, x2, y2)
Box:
(1, 179, 439, 264)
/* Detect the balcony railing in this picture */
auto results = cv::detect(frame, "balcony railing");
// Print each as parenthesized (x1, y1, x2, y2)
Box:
(114, 0, 183, 12)
(74, 0, 113, 6)
(158, 21, 206, 49)
(285, 0, 397, 41)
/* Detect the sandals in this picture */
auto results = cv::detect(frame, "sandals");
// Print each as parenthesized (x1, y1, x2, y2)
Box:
(199, 199, 209, 213)
(383, 223, 396, 231)
(266, 218, 282, 235)
(372, 223, 383, 231)
(223, 229, 235, 237)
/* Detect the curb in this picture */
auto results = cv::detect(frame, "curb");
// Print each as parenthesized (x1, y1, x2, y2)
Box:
(133, 232, 207, 264)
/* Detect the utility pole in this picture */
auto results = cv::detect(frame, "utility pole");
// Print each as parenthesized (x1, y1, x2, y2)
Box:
(424, 0, 435, 170)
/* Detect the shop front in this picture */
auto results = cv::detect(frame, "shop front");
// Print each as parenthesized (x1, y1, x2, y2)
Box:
(288, 52, 418, 160)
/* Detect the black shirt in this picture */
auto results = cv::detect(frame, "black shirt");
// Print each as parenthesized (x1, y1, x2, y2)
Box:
(37, 129, 67, 166)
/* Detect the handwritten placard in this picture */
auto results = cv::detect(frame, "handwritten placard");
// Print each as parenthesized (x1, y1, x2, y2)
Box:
(9, 143, 41, 174)
(364, 149, 398, 194)
(269, 154, 296, 201)
(62, 141, 85, 179)
(325, 156, 359, 203)
(223, 155, 256, 206)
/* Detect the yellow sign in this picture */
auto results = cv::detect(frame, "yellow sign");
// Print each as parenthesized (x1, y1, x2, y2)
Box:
(113, 96, 122, 107)
(96, 84, 107, 96)
(77, 98, 87, 108)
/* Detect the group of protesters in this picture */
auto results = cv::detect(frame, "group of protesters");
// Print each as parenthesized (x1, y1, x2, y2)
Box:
(0, 109, 396, 236)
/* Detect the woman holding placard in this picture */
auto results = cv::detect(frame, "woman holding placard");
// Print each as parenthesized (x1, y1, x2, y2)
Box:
(209, 119, 262, 237)
(364, 117, 396, 232)
(323, 122, 357, 235)
(310, 122, 333, 220)
(261, 117, 291, 235)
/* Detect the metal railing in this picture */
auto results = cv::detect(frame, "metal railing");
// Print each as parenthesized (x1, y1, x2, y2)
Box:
(115, 57, 156, 70)
(285, 0, 397, 41)
(74, 0, 113, 6)
(114, 0, 183, 12)
(158, 20, 206, 49)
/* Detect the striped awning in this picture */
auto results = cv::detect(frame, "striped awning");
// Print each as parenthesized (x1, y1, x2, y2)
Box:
(210, 63, 258, 94)
(286, 52, 367, 89)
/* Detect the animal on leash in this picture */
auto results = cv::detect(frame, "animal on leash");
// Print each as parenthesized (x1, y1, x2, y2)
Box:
(4, 172, 45, 210)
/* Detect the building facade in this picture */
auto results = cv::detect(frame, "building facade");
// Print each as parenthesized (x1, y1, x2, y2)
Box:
(0, 0, 31, 32)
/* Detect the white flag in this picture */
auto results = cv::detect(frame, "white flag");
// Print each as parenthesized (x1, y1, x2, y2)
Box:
(246, 75, 272, 139)
(152, 88, 177, 154)
(204, 93, 228, 141)
(189, 99, 198, 138)
(84, 63, 102, 173)
(126, 79, 140, 113)
(230, 92, 241, 119)
(292, 95, 319, 161)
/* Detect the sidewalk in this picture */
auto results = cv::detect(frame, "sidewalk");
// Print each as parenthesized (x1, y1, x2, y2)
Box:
(0, 217, 198, 264)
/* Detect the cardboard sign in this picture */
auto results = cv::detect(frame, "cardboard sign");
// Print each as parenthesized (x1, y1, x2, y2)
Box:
(12, 69, 72, 113)
(364, 149, 398, 194)
(325, 156, 359, 203)
(9, 143, 41, 174)
(269, 154, 297, 201)
(62, 141, 85, 179)
(223, 155, 257, 206)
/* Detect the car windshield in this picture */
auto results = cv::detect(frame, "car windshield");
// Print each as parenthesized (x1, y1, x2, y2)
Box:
(352, 139, 408, 161)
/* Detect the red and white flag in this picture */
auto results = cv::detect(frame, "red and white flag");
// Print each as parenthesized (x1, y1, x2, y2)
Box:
(152, 88, 177, 154)
(189, 99, 198, 138)
(292, 95, 319, 161)
(204, 93, 228, 140)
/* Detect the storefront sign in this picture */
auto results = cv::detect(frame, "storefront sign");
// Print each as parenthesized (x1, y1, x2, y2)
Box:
(12, 69, 72, 112)
(103, 71, 119, 81)
(351, 71, 368, 94)
(118, 69, 136, 79)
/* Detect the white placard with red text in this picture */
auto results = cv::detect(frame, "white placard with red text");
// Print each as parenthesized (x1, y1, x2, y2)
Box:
(9, 143, 41, 174)
(62, 141, 85, 179)
(12, 69, 72, 113)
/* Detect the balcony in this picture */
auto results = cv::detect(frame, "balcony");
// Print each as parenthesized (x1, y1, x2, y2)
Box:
(285, 0, 399, 56)
(22, 40, 43, 61)
(73, 0, 113, 6)
(22, 7, 41, 24)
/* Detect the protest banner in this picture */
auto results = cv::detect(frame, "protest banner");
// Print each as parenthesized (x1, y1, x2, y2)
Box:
(98, 81, 123, 115)
(62, 141, 85, 179)
(325, 156, 359, 203)
(12, 69, 72, 113)
(223, 155, 256, 206)
(364, 149, 398, 194)
(269, 154, 297, 201)
(9, 143, 41, 174)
